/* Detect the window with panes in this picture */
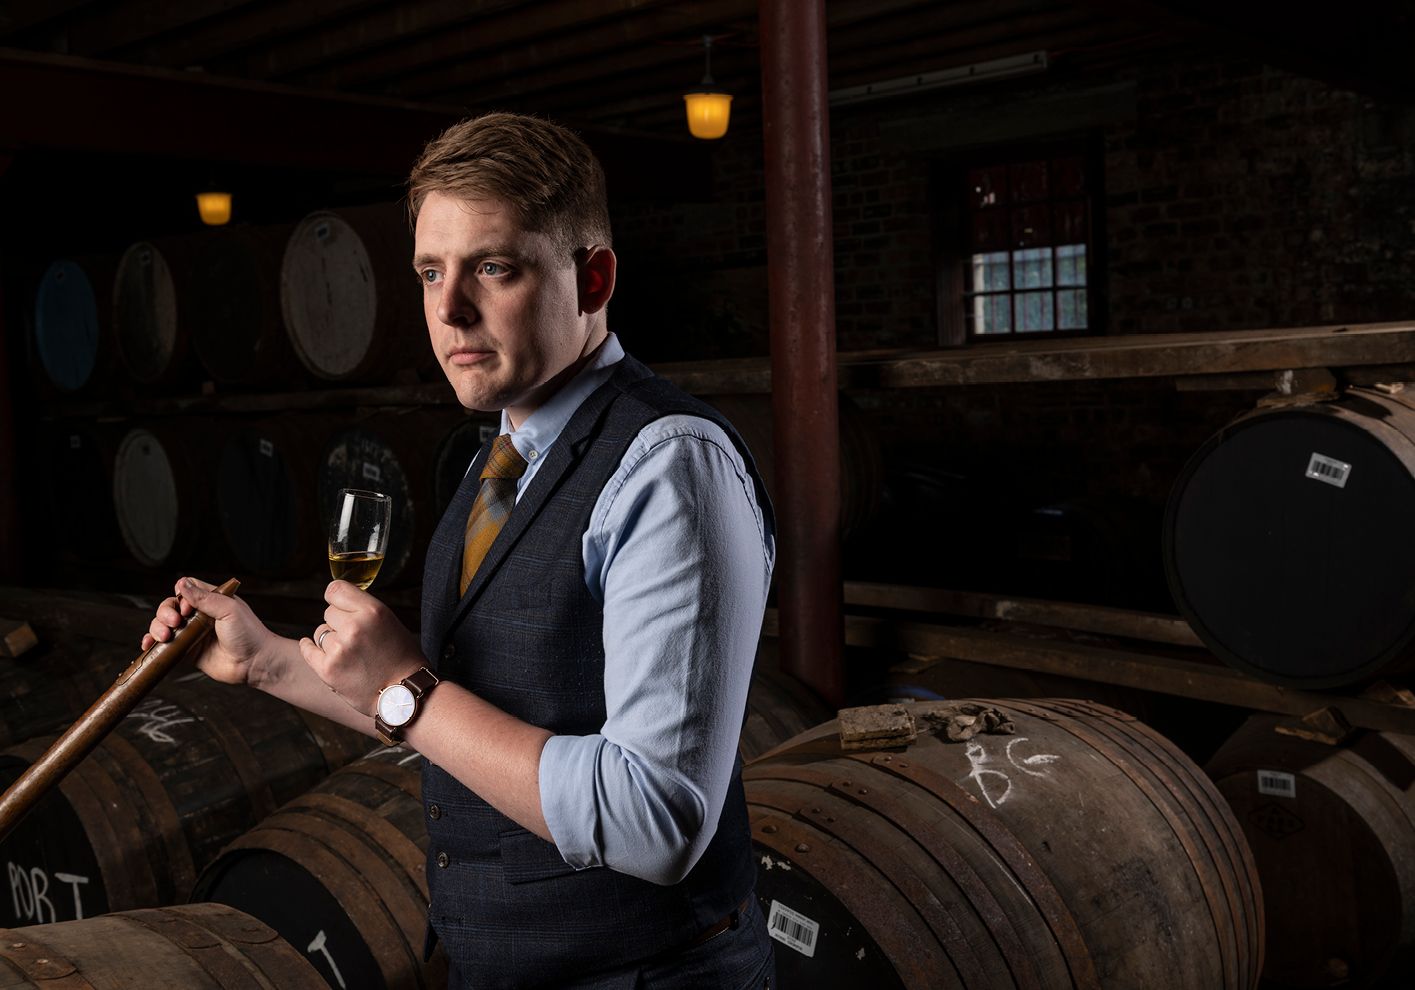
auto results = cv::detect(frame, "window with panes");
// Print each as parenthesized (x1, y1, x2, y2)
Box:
(962, 154, 1094, 338)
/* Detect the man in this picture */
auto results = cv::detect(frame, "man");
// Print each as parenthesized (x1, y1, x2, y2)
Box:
(144, 113, 776, 989)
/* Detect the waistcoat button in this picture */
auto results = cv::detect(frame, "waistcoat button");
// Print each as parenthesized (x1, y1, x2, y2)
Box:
(436, 851, 450, 869)
(428, 803, 441, 820)
(442, 644, 456, 662)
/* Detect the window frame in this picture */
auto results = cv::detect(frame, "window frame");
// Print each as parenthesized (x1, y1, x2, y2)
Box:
(934, 139, 1107, 347)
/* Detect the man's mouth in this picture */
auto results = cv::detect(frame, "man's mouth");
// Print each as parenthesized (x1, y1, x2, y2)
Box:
(449, 349, 494, 366)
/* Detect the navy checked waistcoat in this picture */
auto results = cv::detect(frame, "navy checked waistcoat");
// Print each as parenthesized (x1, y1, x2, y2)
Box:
(419, 355, 772, 989)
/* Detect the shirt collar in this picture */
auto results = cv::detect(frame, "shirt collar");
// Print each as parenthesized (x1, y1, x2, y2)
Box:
(502, 333, 625, 465)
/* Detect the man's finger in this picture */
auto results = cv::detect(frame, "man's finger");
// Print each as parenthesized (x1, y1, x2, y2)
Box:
(178, 577, 239, 621)
(325, 580, 370, 610)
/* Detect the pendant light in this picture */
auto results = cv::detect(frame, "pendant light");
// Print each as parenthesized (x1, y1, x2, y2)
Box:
(683, 35, 731, 140)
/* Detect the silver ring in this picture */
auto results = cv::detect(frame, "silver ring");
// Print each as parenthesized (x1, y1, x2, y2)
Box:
(317, 628, 332, 650)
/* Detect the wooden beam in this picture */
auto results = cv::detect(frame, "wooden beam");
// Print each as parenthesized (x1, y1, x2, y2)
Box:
(842, 581, 1203, 647)
(62, 0, 266, 56)
(368, 0, 753, 104)
(0, 1, 103, 41)
(0, 47, 460, 173)
(118, 0, 400, 68)
(0, 48, 708, 196)
(761, 609, 1415, 735)
(285, 0, 682, 91)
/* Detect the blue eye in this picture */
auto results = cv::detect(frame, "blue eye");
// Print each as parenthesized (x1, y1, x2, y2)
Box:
(421, 269, 441, 284)
(480, 262, 508, 277)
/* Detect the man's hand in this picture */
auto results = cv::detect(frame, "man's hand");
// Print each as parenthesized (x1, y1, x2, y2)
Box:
(304, 581, 425, 715)
(141, 577, 277, 686)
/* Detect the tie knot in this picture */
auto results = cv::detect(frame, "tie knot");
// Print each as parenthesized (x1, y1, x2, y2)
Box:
(481, 434, 528, 481)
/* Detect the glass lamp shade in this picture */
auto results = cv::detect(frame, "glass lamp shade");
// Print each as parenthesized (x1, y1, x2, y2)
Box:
(196, 191, 232, 226)
(683, 92, 732, 140)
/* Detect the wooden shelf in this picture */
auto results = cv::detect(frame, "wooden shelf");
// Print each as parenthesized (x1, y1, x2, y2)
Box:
(41, 321, 1415, 420)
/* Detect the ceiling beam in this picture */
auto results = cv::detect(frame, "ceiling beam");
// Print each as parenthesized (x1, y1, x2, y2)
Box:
(1076, 0, 1415, 102)
(115, 0, 397, 68)
(256, 0, 681, 89)
(209, 0, 538, 82)
(0, 48, 709, 197)
(61, 0, 267, 57)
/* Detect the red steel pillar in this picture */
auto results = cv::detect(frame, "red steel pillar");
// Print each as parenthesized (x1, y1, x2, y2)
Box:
(758, 0, 844, 707)
(0, 152, 17, 583)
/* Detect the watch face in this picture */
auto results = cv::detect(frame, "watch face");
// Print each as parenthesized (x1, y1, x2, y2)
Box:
(378, 683, 417, 726)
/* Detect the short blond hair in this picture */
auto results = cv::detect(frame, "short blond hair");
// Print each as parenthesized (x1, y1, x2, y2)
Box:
(407, 112, 612, 255)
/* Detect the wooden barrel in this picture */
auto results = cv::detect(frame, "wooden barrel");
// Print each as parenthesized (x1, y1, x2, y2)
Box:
(432, 415, 501, 510)
(1206, 715, 1415, 987)
(0, 903, 325, 987)
(280, 205, 424, 383)
(190, 224, 303, 387)
(31, 256, 114, 394)
(318, 410, 460, 586)
(111, 422, 215, 568)
(0, 676, 370, 927)
(744, 699, 1264, 989)
(193, 745, 447, 990)
(0, 638, 131, 749)
(113, 237, 197, 387)
(216, 416, 331, 578)
(702, 393, 883, 539)
(742, 642, 832, 762)
(1165, 388, 1415, 687)
(40, 423, 123, 560)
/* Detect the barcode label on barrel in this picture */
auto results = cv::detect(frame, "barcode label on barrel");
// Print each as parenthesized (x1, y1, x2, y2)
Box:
(1305, 453, 1351, 488)
(1258, 770, 1296, 798)
(767, 900, 819, 957)
(362, 462, 382, 482)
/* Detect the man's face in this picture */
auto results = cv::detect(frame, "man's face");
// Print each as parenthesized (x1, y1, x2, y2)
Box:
(413, 191, 591, 426)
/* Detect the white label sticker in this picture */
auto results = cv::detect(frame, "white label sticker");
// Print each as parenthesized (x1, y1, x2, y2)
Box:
(767, 900, 819, 958)
(258, 438, 274, 457)
(1305, 453, 1351, 489)
(1258, 770, 1296, 798)
(361, 462, 382, 482)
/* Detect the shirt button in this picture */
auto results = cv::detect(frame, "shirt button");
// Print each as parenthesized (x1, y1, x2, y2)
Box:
(527, 449, 538, 460)
(436, 851, 450, 869)
(428, 804, 441, 820)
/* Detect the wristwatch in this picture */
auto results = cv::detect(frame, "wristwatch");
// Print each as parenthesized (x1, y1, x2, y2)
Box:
(374, 667, 440, 746)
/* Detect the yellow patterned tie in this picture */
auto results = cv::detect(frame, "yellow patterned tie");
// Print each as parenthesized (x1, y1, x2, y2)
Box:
(459, 435, 529, 596)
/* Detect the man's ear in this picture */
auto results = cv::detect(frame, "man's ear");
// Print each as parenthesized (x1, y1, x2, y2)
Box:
(577, 246, 617, 315)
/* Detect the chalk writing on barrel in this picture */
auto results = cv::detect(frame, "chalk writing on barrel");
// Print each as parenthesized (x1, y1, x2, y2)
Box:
(964, 737, 1061, 809)
(308, 929, 348, 989)
(125, 697, 197, 744)
(7, 863, 90, 923)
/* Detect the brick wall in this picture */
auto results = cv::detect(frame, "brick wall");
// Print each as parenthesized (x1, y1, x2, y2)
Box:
(609, 47, 1415, 600)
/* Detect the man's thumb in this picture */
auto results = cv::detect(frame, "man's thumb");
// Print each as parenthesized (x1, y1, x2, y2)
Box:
(180, 577, 234, 619)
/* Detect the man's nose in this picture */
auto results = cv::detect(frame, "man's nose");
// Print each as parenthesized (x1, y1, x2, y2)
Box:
(437, 274, 478, 327)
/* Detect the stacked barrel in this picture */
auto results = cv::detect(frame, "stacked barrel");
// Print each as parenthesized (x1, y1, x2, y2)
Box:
(30, 204, 503, 586)
(1162, 385, 1415, 987)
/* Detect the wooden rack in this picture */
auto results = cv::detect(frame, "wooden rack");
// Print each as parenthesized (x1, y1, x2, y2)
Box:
(40, 321, 1415, 420)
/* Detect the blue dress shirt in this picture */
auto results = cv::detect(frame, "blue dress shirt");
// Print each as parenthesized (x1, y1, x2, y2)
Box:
(494, 334, 775, 885)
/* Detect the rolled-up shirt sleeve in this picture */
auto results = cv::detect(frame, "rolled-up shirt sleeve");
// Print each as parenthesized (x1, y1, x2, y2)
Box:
(537, 414, 773, 885)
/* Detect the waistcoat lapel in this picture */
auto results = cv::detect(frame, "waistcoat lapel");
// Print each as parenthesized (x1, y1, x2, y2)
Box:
(442, 359, 653, 636)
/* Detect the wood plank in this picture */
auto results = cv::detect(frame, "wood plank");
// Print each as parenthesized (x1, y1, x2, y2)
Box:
(290, 0, 684, 90)
(63, 0, 267, 57)
(842, 581, 1203, 647)
(0, 46, 461, 173)
(760, 610, 1415, 735)
(41, 322, 1415, 419)
(119, 0, 400, 68)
